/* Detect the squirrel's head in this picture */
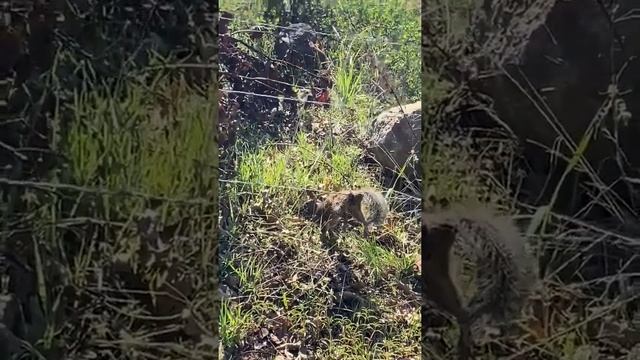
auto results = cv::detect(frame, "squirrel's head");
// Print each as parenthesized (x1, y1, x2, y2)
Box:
(422, 222, 457, 260)
(346, 192, 365, 205)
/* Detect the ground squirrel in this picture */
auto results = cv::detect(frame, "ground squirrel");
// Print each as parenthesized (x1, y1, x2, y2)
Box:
(313, 188, 389, 238)
(422, 202, 538, 360)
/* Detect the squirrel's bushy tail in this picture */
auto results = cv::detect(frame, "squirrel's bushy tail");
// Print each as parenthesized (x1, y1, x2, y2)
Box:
(423, 202, 538, 326)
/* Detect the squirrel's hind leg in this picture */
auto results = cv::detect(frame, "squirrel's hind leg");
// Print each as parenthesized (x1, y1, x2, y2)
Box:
(456, 315, 473, 360)
(362, 223, 374, 238)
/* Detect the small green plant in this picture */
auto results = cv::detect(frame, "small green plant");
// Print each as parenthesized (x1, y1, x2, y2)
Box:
(333, 50, 365, 109)
(65, 78, 216, 203)
(220, 298, 252, 347)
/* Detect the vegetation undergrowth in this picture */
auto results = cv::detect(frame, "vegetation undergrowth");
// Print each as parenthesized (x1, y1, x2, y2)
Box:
(5, 76, 218, 359)
(220, 0, 421, 358)
(423, 1, 640, 359)
(1, 2, 218, 358)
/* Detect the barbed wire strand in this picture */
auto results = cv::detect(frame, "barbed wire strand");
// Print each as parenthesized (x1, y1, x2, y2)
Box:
(220, 89, 328, 105)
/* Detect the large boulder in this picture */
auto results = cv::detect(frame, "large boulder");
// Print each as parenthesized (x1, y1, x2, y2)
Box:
(368, 101, 421, 178)
(449, 0, 640, 216)
(274, 23, 319, 72)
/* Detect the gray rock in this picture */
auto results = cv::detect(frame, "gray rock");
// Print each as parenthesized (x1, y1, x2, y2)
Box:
(367, 101, 421, 178)
(274, 23, 318, 71)
(454, 0, 640, 214)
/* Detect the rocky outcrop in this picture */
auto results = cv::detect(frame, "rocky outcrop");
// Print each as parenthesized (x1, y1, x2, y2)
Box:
(368, 101, 421, 178)
(452, 0, 640, 216)
(274, 23, 322, 72)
